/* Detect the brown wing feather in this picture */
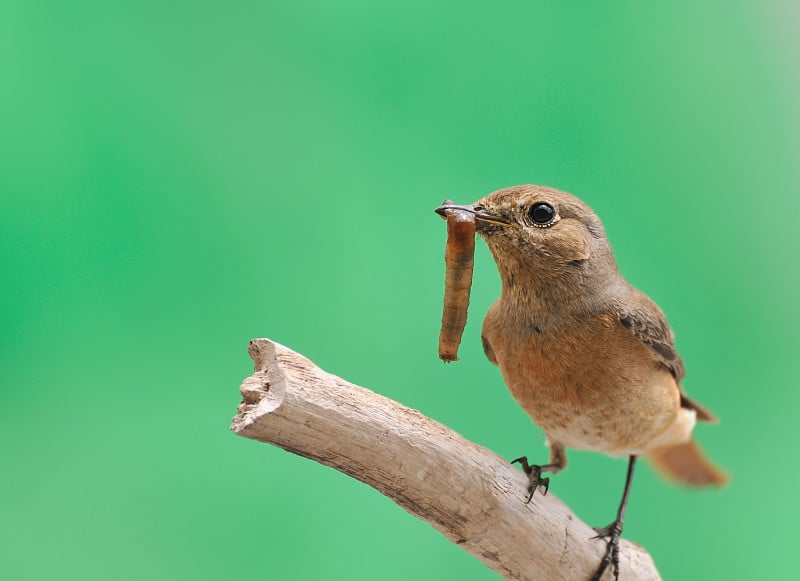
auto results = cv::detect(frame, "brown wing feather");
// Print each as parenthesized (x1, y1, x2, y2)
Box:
(481, 334, 498, 366)
(618, 299, 685, 381)
(617, 290, 717, 423)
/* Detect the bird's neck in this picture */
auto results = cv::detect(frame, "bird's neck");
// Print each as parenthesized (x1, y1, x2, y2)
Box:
(494, 258, 624, 322)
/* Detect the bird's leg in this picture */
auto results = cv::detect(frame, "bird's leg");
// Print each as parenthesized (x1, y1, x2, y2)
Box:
(590, 455, 638, 581)
(511, 443, 566, 503)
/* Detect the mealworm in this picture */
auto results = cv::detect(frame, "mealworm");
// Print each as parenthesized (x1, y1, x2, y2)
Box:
(438, 203, 476, 362)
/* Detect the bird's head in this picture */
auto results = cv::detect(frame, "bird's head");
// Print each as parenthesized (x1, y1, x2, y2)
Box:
(436, 185, 619, 299)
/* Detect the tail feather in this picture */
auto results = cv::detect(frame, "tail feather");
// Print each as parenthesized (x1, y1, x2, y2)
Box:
(647, 438, 728, 486)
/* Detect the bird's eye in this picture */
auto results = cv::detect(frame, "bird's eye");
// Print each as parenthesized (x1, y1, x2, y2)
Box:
(528, 202, 556, 226)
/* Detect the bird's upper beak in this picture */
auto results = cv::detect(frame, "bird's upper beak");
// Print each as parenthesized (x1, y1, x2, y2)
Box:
(434, 201, 511, 226)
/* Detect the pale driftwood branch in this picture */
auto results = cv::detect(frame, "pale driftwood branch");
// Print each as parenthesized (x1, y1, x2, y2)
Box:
(230, 339, 661, 581)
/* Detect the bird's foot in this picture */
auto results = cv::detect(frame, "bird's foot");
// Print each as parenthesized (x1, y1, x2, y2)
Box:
(589, 519, 623, 581)
(511, 456, 551, 503)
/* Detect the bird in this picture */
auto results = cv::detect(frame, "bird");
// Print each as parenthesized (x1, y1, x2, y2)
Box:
(436, 184, 727, 581)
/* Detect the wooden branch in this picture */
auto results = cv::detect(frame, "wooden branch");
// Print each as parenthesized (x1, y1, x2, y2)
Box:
(230, 339, 662, 581)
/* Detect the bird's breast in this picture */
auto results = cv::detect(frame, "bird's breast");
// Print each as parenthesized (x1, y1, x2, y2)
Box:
(482, 304, 680, 455)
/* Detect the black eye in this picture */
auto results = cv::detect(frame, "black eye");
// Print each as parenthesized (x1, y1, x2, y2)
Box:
(528, 202, 555, 226)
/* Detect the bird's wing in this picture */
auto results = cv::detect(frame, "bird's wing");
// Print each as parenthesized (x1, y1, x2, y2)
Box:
(618, 296, 685, 381)
(617, 291, 717, 422)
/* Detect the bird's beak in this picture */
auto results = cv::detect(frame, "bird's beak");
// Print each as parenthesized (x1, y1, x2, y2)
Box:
(435, 201, 511, 226)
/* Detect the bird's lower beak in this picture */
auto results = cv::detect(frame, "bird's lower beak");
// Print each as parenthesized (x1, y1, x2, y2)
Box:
(435, 201, 511, 226)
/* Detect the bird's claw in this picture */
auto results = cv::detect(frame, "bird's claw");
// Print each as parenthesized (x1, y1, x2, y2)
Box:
(511, 456, 550, 503)
(590, 519, 623, 581)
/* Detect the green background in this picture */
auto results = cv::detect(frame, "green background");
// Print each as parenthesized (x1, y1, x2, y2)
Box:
(2, 1, 798, 579)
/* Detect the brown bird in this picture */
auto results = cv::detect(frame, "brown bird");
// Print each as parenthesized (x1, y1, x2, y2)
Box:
(436, 185, 727, 581)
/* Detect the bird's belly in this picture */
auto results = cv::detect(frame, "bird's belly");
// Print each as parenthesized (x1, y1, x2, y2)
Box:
(539, 413, 661, 456)
(512, 372, 680, 456)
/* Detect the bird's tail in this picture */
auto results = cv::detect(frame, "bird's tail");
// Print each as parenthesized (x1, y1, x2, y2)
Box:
(646, 438, 729, 486)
